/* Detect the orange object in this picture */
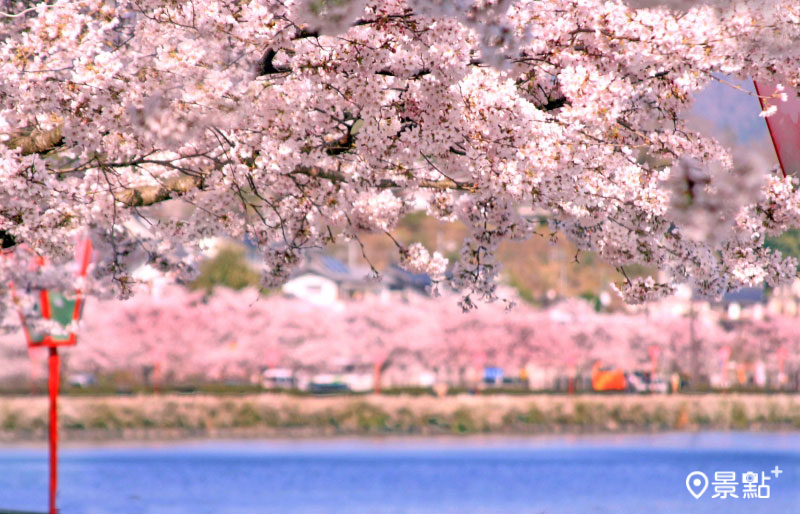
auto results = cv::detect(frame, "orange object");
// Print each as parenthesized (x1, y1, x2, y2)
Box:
(592, 362, 626, 391)
(737, 364, 747, 385)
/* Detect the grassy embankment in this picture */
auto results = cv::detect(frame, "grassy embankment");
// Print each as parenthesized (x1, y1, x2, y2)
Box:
(2, 393, 800, 442)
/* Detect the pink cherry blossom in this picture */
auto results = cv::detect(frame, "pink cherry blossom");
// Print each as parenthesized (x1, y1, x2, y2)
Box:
(1, 0, 800, 310)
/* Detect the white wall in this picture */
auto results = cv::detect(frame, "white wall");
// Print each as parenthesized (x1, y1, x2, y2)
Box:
(282, 274, 339, 306)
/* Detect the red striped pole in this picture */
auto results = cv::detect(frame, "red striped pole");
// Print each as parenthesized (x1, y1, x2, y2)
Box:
(754, 79, 800, 178)
(48, 347, 59, 514)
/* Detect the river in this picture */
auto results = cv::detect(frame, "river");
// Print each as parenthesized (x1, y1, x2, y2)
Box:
(1, 432, 798, 513)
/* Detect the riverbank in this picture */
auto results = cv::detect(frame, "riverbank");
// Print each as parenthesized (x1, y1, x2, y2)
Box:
(2, 393, 800, 442)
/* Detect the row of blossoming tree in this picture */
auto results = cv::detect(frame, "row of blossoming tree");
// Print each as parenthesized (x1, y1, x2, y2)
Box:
(1, 286, 797, 389)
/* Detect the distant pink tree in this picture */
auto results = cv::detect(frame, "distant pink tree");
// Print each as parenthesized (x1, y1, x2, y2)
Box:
(2, 285, 799, 387)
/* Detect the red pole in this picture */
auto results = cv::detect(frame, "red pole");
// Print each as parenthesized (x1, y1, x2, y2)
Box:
(29, 347, 38, 395)
(373, 360, 382, 394)
(753, 80, 788, 178)
(48, 347, 59, 514)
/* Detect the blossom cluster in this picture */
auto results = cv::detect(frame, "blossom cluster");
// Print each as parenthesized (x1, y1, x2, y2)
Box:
(1, 0, 800, 308)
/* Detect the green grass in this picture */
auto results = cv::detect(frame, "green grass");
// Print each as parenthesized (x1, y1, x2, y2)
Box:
(3, 395, 800, 438)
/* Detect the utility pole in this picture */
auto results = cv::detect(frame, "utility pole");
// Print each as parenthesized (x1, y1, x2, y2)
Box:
(689, 296, 701, 390)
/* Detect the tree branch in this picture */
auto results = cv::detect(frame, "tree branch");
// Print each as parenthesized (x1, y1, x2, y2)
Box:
(113, 163, 472, 209)
(113, 175, 202, 207)
(539, 97, 568, 111)
(292, 165, 474, 192)
(257, 48, 290, 76)
(5, 126, 63, 155)
(1, 121, 471, 207)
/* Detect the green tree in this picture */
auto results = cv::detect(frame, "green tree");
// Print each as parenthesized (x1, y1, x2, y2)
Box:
(766, 229, 800, 270)
(191, 245, 261, 292)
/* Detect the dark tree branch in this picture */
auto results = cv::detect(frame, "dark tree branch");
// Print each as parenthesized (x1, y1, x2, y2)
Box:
(539, 97, 568, 111)
(257, 48, 290, 76)
(0, 230, 16, 249)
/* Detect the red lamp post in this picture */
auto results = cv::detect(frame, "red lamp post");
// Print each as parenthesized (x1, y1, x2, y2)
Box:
(8, 239, 92, 514)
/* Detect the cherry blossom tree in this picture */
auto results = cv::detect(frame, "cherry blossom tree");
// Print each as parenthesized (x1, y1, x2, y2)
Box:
(2, 0, 800, 314)
(2, 286, 799, 389)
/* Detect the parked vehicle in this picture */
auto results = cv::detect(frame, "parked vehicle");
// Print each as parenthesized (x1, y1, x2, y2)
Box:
(262, 368, 295, 389)
(592, 362, 626, 391)
(67, 373, 96, 388)
(626, 371, 649, 393)
(649, 378, 669, 394)
(309, 382, 350, 395)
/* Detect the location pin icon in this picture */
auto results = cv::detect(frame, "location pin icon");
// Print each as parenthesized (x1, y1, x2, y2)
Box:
(686, 471, 708, 499)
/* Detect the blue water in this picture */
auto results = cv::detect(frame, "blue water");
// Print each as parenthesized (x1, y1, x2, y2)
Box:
(1, 433, 799, 513)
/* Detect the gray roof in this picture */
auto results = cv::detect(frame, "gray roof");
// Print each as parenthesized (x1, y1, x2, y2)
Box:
(721, 287, 765, 305)
(293, 253, 373, 286)
(384, 265, 432, 294)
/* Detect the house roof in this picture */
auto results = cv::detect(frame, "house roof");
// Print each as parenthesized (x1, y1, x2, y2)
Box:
(384, 265, 432, 294)
(291, 253, 372, 286)
(721, 287, 765, 305)
(320, 256, 351, 275)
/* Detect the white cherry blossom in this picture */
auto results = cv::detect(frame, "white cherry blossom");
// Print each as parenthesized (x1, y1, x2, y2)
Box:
(1, 0, 800, 309)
